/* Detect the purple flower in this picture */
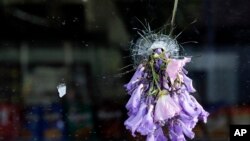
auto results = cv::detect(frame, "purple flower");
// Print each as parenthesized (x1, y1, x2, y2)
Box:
(183, 74, 196, 93)
(178, 91, 201, 117)
(137, 104, 156, 135)
(200, 109, 209, 123)
(179, 111, 198, 129)
(124, 44, 209, 140)
(178, 91, 209, 123)
(155, 127, 168, 141)
(124, 102, 147, 136)
(172, 92, 199, 129)
(166, 57, 191, 84)
(126, 84, 144, 115)
(156, 59, 163, 70)
(166, 59, 180, 84)
(177, 119, 195, 139)
(189, 95, 209, 123)
(169, 126, 186, 141)
(146, 134, 155, 141)
(124, 64, 145, 92)
(154, 94, 181, 122)
(169, 119, 182, 141)
(162, 76, 170, 90)
(146, 127, 168, 141)
(169, 119, 195, 141)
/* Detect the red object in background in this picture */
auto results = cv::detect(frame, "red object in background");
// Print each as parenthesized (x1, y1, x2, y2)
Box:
(229, 106, 250, 125)
(0, 103, 20, 141)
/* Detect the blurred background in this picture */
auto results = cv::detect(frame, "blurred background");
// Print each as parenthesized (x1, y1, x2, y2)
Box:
(0, 0, 250, 141)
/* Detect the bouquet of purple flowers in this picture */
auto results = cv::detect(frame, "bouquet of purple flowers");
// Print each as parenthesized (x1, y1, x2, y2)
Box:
(124, 34, 209, 141)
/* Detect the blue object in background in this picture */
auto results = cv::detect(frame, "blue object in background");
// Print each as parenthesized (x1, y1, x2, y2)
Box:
(24, 105, 44, 141)
(43, 103, 66, 141)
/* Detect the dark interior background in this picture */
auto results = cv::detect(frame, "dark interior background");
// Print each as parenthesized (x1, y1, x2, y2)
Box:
(0, 0, 250, 141)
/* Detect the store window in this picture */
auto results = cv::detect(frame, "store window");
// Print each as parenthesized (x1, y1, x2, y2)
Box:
(0, 0, 250, 141)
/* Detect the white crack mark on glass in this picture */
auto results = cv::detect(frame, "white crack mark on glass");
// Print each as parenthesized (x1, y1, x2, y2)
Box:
(57, 83, 66, 98)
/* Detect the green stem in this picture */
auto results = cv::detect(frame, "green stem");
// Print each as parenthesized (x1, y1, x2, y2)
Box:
(150, 58, 161, 92)
(169, 0, 179, 36)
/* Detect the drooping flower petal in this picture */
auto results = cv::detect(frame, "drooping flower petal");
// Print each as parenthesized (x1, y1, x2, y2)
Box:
(179, 111, 198, 129)
(189, 95, 209, 123)
(178, 91, 201, 117)
(166, 57, 191, 84)
(178, 91, 209, 123)
(169, 118, 195, 141)
(146, 134, 155, 141)
(200, 110, 209, 123)
(177, 119, 195, 139)
(124, 64, 145, 92)
(154, 94, 181, 122)
(154, 127, 168, 141)
(183, 74, 196, 93)
(166, 59, 181, 84)
(162, 76, 170, 90)
(137, 104, 156, 135)
(126, 84, 144, 114)
(169, 122, 186, 141)
(182, 57, 191, 66)
(124, 102, 147, 136)
(173, 92, 199, 129)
